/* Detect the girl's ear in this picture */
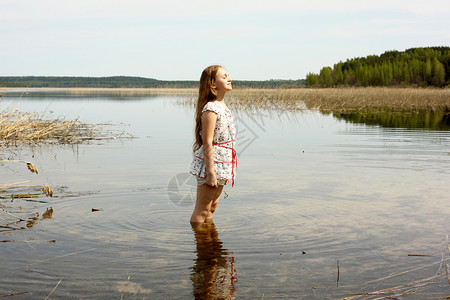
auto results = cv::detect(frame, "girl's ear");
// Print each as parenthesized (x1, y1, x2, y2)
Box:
(210, 79, 216, 89)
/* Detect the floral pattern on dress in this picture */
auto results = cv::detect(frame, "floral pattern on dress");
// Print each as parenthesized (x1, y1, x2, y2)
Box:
(190, 101, 236, 182)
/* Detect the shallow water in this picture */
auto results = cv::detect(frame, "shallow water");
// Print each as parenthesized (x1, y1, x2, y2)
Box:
(1, 91, 450, 299)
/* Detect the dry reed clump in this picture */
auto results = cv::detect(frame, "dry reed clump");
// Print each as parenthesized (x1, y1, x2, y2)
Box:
(227, 87, 450, 113)
(0, 109, 104, 146)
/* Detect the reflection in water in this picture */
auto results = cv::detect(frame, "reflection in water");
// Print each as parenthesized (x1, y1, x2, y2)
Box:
(333, 110, 450, 130)
(191, 222, 237, 299)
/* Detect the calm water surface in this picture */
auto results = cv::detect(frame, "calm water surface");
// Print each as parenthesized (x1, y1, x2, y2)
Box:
(1, 91, 450, 299)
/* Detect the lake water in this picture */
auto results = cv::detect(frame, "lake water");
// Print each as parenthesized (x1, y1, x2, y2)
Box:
(1, 90, 450, 299)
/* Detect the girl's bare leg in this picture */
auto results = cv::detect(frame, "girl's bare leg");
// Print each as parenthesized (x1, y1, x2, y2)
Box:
(205, 194, 220, 222)
(190, 184, 223, 224)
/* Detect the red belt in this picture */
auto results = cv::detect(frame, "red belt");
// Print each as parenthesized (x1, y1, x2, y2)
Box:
(213, 140, 237, 186)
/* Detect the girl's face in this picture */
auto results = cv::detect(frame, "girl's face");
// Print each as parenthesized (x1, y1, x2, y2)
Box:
(213, 68, 232, 93)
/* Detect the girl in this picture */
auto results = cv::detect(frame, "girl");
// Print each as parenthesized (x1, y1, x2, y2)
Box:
(190, 65, 236, 224)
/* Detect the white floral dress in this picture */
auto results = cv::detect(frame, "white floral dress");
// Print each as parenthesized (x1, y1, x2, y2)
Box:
(190, 101, 237, 186)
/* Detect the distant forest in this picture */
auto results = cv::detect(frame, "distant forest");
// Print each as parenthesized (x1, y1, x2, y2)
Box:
(306, 47, 450, 87)
(0, 76, 305, 89)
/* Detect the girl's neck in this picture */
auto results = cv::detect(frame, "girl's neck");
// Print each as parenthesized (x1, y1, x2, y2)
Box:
(215, 91, 226, 102)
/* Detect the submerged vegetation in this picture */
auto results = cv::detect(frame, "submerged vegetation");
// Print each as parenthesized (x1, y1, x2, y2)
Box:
(306, 47, 450, 87)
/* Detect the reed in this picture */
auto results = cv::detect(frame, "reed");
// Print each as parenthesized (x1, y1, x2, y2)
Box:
(0, 109, 101, 146)
(225, 87, 450, 113)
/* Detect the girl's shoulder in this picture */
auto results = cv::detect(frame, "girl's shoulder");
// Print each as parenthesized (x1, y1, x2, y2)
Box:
(202, 101, 223, 115)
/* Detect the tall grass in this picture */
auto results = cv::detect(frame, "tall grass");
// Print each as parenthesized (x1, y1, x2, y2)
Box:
(226, 87, 450, 113)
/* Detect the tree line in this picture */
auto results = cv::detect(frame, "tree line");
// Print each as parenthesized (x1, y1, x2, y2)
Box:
(0, 76, 305, 89)
(306, 47, 450, 87)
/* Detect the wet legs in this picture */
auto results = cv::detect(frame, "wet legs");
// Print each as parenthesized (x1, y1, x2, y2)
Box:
(190, 184, 223, 224)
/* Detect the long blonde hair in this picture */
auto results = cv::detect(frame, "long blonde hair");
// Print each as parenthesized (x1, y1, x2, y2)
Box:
(193, 65, 221, 152)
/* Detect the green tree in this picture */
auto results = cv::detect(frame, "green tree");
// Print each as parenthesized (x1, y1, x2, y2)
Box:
(306, 73, 319, 87)
(424, 58, 432, 84)
(431, 57, 446, 86)
(305, 47, 450, 87)
(332, 63, 344, 85)
(319, 67, 333, 87)
(381, 62, 393, 85)
(409, 59, 422, 85)
(402, 61, 411, 83)
(343, 69, 356, 85)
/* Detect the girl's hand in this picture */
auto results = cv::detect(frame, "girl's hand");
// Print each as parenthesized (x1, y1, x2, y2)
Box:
(206, 174, 218, 188)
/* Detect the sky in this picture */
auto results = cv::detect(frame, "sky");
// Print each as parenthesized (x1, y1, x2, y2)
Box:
(2, 0, 450, 80)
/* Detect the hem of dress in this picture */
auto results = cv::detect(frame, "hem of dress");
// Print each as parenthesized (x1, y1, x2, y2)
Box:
(190, 172, 231, 181)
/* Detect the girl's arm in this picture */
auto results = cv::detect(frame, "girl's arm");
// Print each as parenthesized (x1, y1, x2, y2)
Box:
(201, 110, 218, 187)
